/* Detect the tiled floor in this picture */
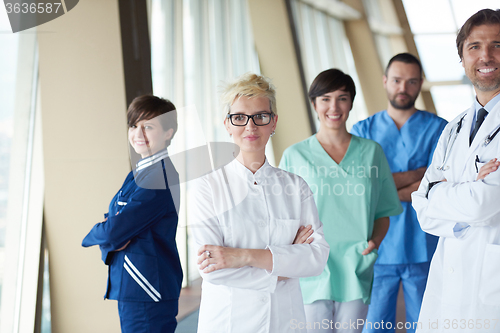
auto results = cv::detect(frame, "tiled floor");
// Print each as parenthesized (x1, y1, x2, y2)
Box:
(176, 309, 199, 333)
(396, 283, 407, 333)
(175, 278, 201, 333)
(176, 278, 202, 321)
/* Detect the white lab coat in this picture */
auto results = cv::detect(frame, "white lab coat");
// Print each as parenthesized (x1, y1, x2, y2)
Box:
(190, 159, 330, 333)
(412, 102, 500, 333)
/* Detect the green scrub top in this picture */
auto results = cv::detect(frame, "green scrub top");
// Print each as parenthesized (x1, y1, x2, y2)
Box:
(279, 135, 403, 304)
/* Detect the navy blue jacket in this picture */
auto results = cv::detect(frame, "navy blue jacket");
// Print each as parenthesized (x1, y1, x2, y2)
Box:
(82, 152, 182, 303)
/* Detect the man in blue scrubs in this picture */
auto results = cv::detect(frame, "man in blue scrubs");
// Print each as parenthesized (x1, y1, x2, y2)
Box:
(351, 53, 447, 333)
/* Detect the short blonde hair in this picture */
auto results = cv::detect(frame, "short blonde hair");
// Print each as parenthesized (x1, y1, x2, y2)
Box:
(220, 73, 277, 116)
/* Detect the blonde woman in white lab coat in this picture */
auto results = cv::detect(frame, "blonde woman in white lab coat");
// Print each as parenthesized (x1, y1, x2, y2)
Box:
(190, 73, 330, 333)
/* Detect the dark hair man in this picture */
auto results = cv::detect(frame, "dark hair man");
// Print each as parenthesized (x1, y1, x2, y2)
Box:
(351, 53, 447, 333)
(412, 9, 500, 332)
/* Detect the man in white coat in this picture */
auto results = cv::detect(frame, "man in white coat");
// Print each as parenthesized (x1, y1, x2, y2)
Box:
(412, 8, 500, 333)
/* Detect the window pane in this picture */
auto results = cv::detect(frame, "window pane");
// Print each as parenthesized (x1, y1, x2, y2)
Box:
(452, 0, 500, 28)
(41, 249, 52, 333)
(403, 0, 455, 34)
(414, 34, 463, 82)
(0, 11, 20, 329)
(431, 85, 475, 121)
(0, 8, 39, 332)
(150, 0, 176, 101)
(150, 0, 262, 284)
(290, 0, 368, 131)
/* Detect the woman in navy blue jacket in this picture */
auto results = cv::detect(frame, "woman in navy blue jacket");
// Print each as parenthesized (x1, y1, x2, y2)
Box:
(82, 95, 183, 333)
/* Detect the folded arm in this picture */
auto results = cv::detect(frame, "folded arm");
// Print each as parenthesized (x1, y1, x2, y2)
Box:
(190, 179, 329, 291)
(266, 191, 329, 278)
(82, 186, 175, 251)
(393, 167, 427, 190)
(189, 178, 279, 292)
(397, 180, 421, 202)
(425, 175, 500, 224)
(197, 224, 314, 274)
(412, 128, 500, 237)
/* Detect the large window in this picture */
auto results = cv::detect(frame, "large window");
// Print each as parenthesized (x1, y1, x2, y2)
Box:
(403, 0, 499, 121)
(362, 0, 405, 69)
(149, 0, 263, 284)
(289, 0, 368, 130)
(0, 8, 43, 333)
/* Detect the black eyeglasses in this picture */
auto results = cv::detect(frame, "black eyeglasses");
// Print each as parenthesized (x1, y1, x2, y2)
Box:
(226, 113, 274, 126)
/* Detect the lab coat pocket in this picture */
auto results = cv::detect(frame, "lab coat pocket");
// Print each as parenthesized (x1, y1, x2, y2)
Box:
(479, 243, 500, 306)
(271, 218, 301, 245)
(122, 253, 161, 302)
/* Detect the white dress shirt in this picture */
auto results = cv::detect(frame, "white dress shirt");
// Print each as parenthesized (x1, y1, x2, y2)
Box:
(190, 158, 329, 333)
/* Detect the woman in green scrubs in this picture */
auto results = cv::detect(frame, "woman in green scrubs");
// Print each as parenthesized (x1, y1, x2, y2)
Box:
(279, 69, 403, 333)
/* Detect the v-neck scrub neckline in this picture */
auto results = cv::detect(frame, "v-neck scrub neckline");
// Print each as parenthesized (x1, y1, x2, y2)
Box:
(313, 134, 353, 169)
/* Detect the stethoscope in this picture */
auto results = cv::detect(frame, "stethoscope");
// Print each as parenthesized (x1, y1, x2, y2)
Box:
(438, 113, 500, 171)
(438, 114, 466, 171)
(483, 125, 500, 147)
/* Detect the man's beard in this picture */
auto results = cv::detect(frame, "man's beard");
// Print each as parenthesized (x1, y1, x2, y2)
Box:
(389, 93, 416, 110)
(466, 62, 500, 93)
(470, 75, 500, 92)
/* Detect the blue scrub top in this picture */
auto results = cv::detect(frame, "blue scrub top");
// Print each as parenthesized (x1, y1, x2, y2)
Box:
(351, 110, 447, 264)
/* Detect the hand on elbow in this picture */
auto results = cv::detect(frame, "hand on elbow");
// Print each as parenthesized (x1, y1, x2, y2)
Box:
(197, 245, 247, 273)
(477, 158, 500, 180)
(293, 225, 314, 244)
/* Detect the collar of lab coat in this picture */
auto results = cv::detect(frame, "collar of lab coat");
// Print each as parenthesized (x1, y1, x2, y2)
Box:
(136, 149, 169, 172)
(228, 157, 272, 186)
(474, 92, 500, 114)
(472, 93, 500, 127)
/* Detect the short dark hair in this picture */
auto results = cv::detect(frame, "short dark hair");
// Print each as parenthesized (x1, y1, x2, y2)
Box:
(308, 69, 356, 105)
(456, 9, 500, 60)
(385, 53, 423, 78)
(127, 95, 178, 147)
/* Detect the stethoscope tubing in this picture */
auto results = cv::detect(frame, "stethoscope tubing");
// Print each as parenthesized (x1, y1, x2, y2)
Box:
(438, 113, 500, 171)
(438, 114, 466, 171)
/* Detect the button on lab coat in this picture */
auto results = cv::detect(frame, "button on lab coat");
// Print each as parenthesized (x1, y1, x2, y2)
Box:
(412, 102, 500, 332)
(190, 159, 330, 333)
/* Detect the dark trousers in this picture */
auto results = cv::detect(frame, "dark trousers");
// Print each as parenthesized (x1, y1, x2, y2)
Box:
(118, 299, 178, 333)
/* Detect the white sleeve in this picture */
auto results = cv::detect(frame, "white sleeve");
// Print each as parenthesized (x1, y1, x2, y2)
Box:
(412, 121, 500, 237)
(189, 177, 278, 293)
(412, 125, 468, 238)
(425, 175, 500, 225)
(267, 181, 329, 278)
